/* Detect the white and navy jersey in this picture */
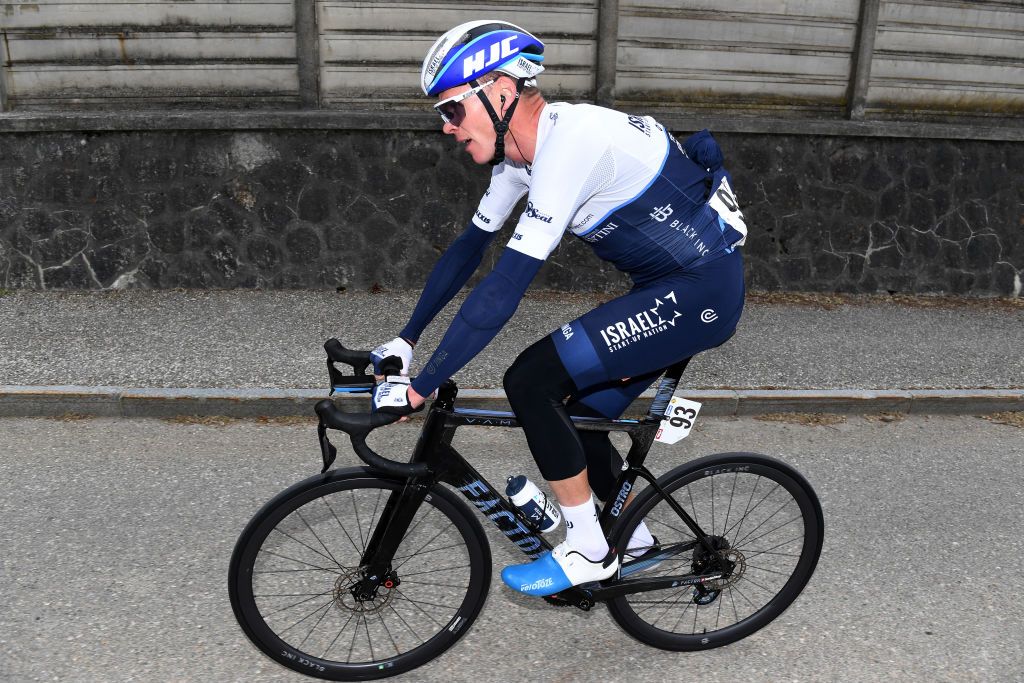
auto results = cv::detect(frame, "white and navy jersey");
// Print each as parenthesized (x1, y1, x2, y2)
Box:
(471, 103, 747, 286)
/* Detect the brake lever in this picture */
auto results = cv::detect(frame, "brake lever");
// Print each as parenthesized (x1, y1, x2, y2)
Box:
(318, 420, 338, 473)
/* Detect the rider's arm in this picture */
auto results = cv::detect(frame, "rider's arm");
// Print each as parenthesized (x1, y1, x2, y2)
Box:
(399, 164, 529, 345)
(410, 118, 614, 398)
(410, 248, 543, 398)
(399, 222, 496, 344)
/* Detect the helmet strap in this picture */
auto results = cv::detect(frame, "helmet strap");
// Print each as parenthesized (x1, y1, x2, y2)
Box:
(472, 77, 527, 166)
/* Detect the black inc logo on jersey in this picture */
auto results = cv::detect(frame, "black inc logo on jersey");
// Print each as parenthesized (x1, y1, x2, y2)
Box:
(599, 291, 683, 352)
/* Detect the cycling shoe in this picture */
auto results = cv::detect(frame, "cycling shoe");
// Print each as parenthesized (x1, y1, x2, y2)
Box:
(501, 542, 618, 596)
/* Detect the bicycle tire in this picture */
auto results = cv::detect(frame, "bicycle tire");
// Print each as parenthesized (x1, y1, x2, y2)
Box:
(607, 452, 823, 651)
(229, 467, 491, 680)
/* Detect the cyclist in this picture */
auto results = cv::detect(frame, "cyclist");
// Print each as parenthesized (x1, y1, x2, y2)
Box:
(370, 20, 747, 596)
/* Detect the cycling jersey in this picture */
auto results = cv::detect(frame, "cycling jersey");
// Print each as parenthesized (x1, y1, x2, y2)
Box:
(408, 104, 747, 399)
(472, 103, 746, 286)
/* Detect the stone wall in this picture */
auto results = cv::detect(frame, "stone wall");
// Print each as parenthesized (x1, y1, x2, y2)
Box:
(0, 128, 1020, 295)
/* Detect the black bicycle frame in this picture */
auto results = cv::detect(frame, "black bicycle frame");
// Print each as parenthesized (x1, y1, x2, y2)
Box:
(328, 374, 730, 607)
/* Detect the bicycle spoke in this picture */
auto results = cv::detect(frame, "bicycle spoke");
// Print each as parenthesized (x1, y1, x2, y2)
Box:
(647, 590, 690, 627)
(351, 489, 366, 552)
(646, 514, 696, 540)
(721, 471, 739, 539)
(741, 535, 804, 561)
(735, 513, 802, 549)
(736, 574, 778, 595)
(728, 476, 761, 542)
(322, 610, 357, 660)
(254, 567, 340, 575)
(398, 505, 435, 548)
(744, 564, 793, 578)
(670, 594, 697, 633)
(391, 592, 461, 612)
(686, 485, 699, 529)
(347, 613, 361, 662)
(387, 602, 424, 643)
(723, 483, 781, 541)
(263, 591, 335, 619)
(401, 579, 470, 590)
(710, 473, 715, 535)
(391, 541, 466, 563)
(393, 520, 456, 573)
(731, 583, 759, 609)
(377, 610, 401, 656)
(632, 588, 687, 616)
(364, 613, 375, 663)
(398, 564, 470, 579)
(392, 587, 446, 627)
(323, 496, 363, 556)
(270, 599, 334, 636)
(271, 526, 341, 568)
(258, 549, 342, 575)
(296, 509, 343, 569)
(298, 599, 335, 650)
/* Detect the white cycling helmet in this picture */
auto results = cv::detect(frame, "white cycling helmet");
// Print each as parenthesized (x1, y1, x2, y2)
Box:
(421, 20, 546, 164)
(421, 20, 545, 97)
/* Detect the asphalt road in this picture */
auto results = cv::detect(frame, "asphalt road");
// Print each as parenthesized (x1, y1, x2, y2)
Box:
(1, 414, 1022, 682)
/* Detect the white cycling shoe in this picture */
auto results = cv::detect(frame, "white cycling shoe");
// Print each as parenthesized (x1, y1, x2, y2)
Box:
(501, 542, 619, 596)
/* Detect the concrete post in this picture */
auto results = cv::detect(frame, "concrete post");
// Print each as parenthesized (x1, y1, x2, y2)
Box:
(595, 0, 619, 107)
(0, 34, 9, 112)
(847, 0, 881, 120)
(295, 0, 321, 109)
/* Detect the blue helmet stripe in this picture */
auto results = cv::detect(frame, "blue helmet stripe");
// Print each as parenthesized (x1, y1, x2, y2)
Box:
(429, 30, 519, 95)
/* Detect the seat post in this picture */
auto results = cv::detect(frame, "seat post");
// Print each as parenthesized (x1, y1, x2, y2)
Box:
(646, 357, 691, 419)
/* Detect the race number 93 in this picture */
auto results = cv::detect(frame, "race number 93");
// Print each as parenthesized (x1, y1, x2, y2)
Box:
(655, 396, 702, 444)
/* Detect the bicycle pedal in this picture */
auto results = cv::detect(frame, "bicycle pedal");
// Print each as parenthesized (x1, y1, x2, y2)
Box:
(542, 593, 574, 607)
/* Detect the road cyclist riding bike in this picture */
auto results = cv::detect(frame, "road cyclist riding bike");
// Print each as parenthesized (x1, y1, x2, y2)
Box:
(228, 20, 824, 681)
(375, 20, 749, 593)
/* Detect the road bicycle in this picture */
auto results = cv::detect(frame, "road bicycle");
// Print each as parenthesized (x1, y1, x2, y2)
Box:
(228, 340, 824, 680)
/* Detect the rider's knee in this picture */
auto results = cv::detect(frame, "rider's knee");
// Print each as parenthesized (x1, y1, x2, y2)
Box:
(502, 354, 531, 402)
(503, 336, 572, 405)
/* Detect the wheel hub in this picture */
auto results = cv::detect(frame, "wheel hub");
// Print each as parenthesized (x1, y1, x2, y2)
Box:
(333, 568, 399, 614)
(690, 536, 746, 604)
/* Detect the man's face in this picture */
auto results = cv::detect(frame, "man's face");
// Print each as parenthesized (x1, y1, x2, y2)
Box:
(436, 80, 505, 165)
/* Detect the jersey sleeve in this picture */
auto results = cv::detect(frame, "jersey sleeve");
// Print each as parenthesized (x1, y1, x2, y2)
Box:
(506, 122, 615, 261)
(472, 162, 530, 232)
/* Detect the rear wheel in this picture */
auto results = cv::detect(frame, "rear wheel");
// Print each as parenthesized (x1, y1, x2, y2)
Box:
(608, 452, 823, 650)
(229, 468, 491, 680)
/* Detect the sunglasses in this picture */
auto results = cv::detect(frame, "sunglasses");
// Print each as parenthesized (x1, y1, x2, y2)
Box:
(433, 79, 495, 126)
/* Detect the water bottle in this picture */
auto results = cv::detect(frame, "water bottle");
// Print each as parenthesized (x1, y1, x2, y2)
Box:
(505, 475, 561, 534)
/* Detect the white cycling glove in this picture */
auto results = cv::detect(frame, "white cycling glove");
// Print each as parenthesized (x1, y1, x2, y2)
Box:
(372, 376, 422, 416)
(370, 337, 414, 376)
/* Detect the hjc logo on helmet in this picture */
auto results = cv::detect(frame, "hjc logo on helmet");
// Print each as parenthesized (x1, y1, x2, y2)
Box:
(462, 36, 519, 78)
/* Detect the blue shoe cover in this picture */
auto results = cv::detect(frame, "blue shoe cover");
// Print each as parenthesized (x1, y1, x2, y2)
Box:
(501, 551, 573, 596)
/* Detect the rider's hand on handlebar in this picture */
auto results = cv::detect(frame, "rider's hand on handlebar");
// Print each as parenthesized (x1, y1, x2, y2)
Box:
(370, 337, 414, 377)
(372, 375, 423, 419)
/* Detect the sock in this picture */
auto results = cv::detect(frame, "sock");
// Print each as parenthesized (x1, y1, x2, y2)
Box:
(625, 520, 655, 556)
(561, 495, 609, 562)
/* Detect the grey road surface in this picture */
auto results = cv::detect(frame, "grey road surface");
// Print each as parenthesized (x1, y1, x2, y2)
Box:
(1, 414, 1022, 682)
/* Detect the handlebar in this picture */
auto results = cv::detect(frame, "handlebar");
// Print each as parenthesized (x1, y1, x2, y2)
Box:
(317, 339, 431, 477)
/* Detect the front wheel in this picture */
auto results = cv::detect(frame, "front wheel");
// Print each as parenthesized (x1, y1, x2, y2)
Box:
(229, 467, 491, 680)
(608, 452, 823, 651)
